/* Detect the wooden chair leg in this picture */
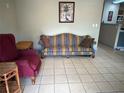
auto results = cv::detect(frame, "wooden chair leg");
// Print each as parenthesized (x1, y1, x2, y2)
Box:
(4, 77, 9, 93)
(15, 67, 21, 93)
(31, 77, 36, 85)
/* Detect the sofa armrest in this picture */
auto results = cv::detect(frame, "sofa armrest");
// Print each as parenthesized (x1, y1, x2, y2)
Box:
(91, 41, 96, 54)
(38, 40, 45, 54)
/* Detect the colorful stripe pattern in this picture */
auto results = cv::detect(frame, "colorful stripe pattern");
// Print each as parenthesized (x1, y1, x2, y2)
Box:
(43, 33, 93, 56)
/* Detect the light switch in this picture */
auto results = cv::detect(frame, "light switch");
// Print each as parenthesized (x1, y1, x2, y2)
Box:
(95, 24, 98, 28)
(6, 3, 9, 8)
(92, 24, 95, 28)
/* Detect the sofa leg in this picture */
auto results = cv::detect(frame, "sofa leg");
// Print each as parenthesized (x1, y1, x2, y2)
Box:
(41, 55, 45, 59)
(66, 55, 70, 58)
(31, 77, 36, 85)
(41, 53, 45, 59)
(92, 54, 95, 58)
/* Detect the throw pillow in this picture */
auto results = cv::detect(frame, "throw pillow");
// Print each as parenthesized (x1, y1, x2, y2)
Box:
(79, 35, 94, 48)
(40, 35, 50, 48)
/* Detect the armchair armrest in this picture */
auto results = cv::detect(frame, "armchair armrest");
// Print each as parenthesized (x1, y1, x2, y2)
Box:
(18, 49, 38, 57)
(16, 59, 34, 77)
(16, 59, 29, 67)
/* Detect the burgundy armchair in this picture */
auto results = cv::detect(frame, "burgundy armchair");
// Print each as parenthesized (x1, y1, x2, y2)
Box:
(0, 34, 41, 84)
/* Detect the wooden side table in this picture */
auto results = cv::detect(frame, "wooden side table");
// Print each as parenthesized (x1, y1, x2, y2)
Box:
(16, 41, 33, 50)
(0, 62, 21, 93)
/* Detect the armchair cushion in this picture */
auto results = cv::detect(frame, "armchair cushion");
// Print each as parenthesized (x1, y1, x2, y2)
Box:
(0, 34, 18, 61)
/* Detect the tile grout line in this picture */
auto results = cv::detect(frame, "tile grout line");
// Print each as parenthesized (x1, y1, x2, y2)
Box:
(53, 57, 55, 93)
(80, 58, 102, 93)
(90, 58, 117, 92)
(107, 73, 124, 93)
(38, 58, 45, 93)
(70, 57, 87, 93)
(89, 58, 117, 92)
(89, 57, 122, 93)
(22, 53, 124, 93)
(93, 60, 124, 92)
(62, 57, 72, 93)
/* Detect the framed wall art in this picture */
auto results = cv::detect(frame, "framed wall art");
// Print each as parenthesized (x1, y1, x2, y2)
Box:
(59, 2, 75, 23)
(107, 11, 113, 21)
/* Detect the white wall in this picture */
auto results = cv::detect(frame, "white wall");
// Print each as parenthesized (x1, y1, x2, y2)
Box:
(0, 0, 17, 35)
(102, 0, 119, 24)
(15, 0, 104, 49)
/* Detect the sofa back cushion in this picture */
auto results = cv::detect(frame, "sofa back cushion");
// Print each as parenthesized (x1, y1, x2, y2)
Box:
(47, 33, 84, 47)
(0, 34, 18, 61)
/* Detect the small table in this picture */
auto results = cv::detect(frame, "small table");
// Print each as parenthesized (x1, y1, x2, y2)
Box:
(16, 41, 33, 50)
(0, 62, 21, 93)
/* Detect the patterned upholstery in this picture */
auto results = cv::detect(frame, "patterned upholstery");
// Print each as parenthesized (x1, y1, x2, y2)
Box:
(40, 33, 95, 56)
(48, 33, 84, 47)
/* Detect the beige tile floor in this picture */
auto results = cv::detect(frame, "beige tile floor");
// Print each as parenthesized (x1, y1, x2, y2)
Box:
(21, 45, 124, 93)
(19, 44, 124, 93)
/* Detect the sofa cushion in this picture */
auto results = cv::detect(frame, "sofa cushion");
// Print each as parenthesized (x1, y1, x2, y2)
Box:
(0, 34, 18, 61)
(44, 46, 69, 52)
(71, 46, 92, 52)
(44, 46, 70, 55)
(44, 46, 93, 56)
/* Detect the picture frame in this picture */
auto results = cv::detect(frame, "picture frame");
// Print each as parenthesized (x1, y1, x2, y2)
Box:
(59, 2, 75, 23)
(107, 11, 113, 21)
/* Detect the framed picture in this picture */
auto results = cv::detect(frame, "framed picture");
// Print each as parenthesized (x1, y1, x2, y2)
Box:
(107, 11, 113, 21)
(59, 2, 75, 23)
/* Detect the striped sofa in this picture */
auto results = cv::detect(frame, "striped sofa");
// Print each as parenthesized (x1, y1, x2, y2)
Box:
(40, 33, 95, 58)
